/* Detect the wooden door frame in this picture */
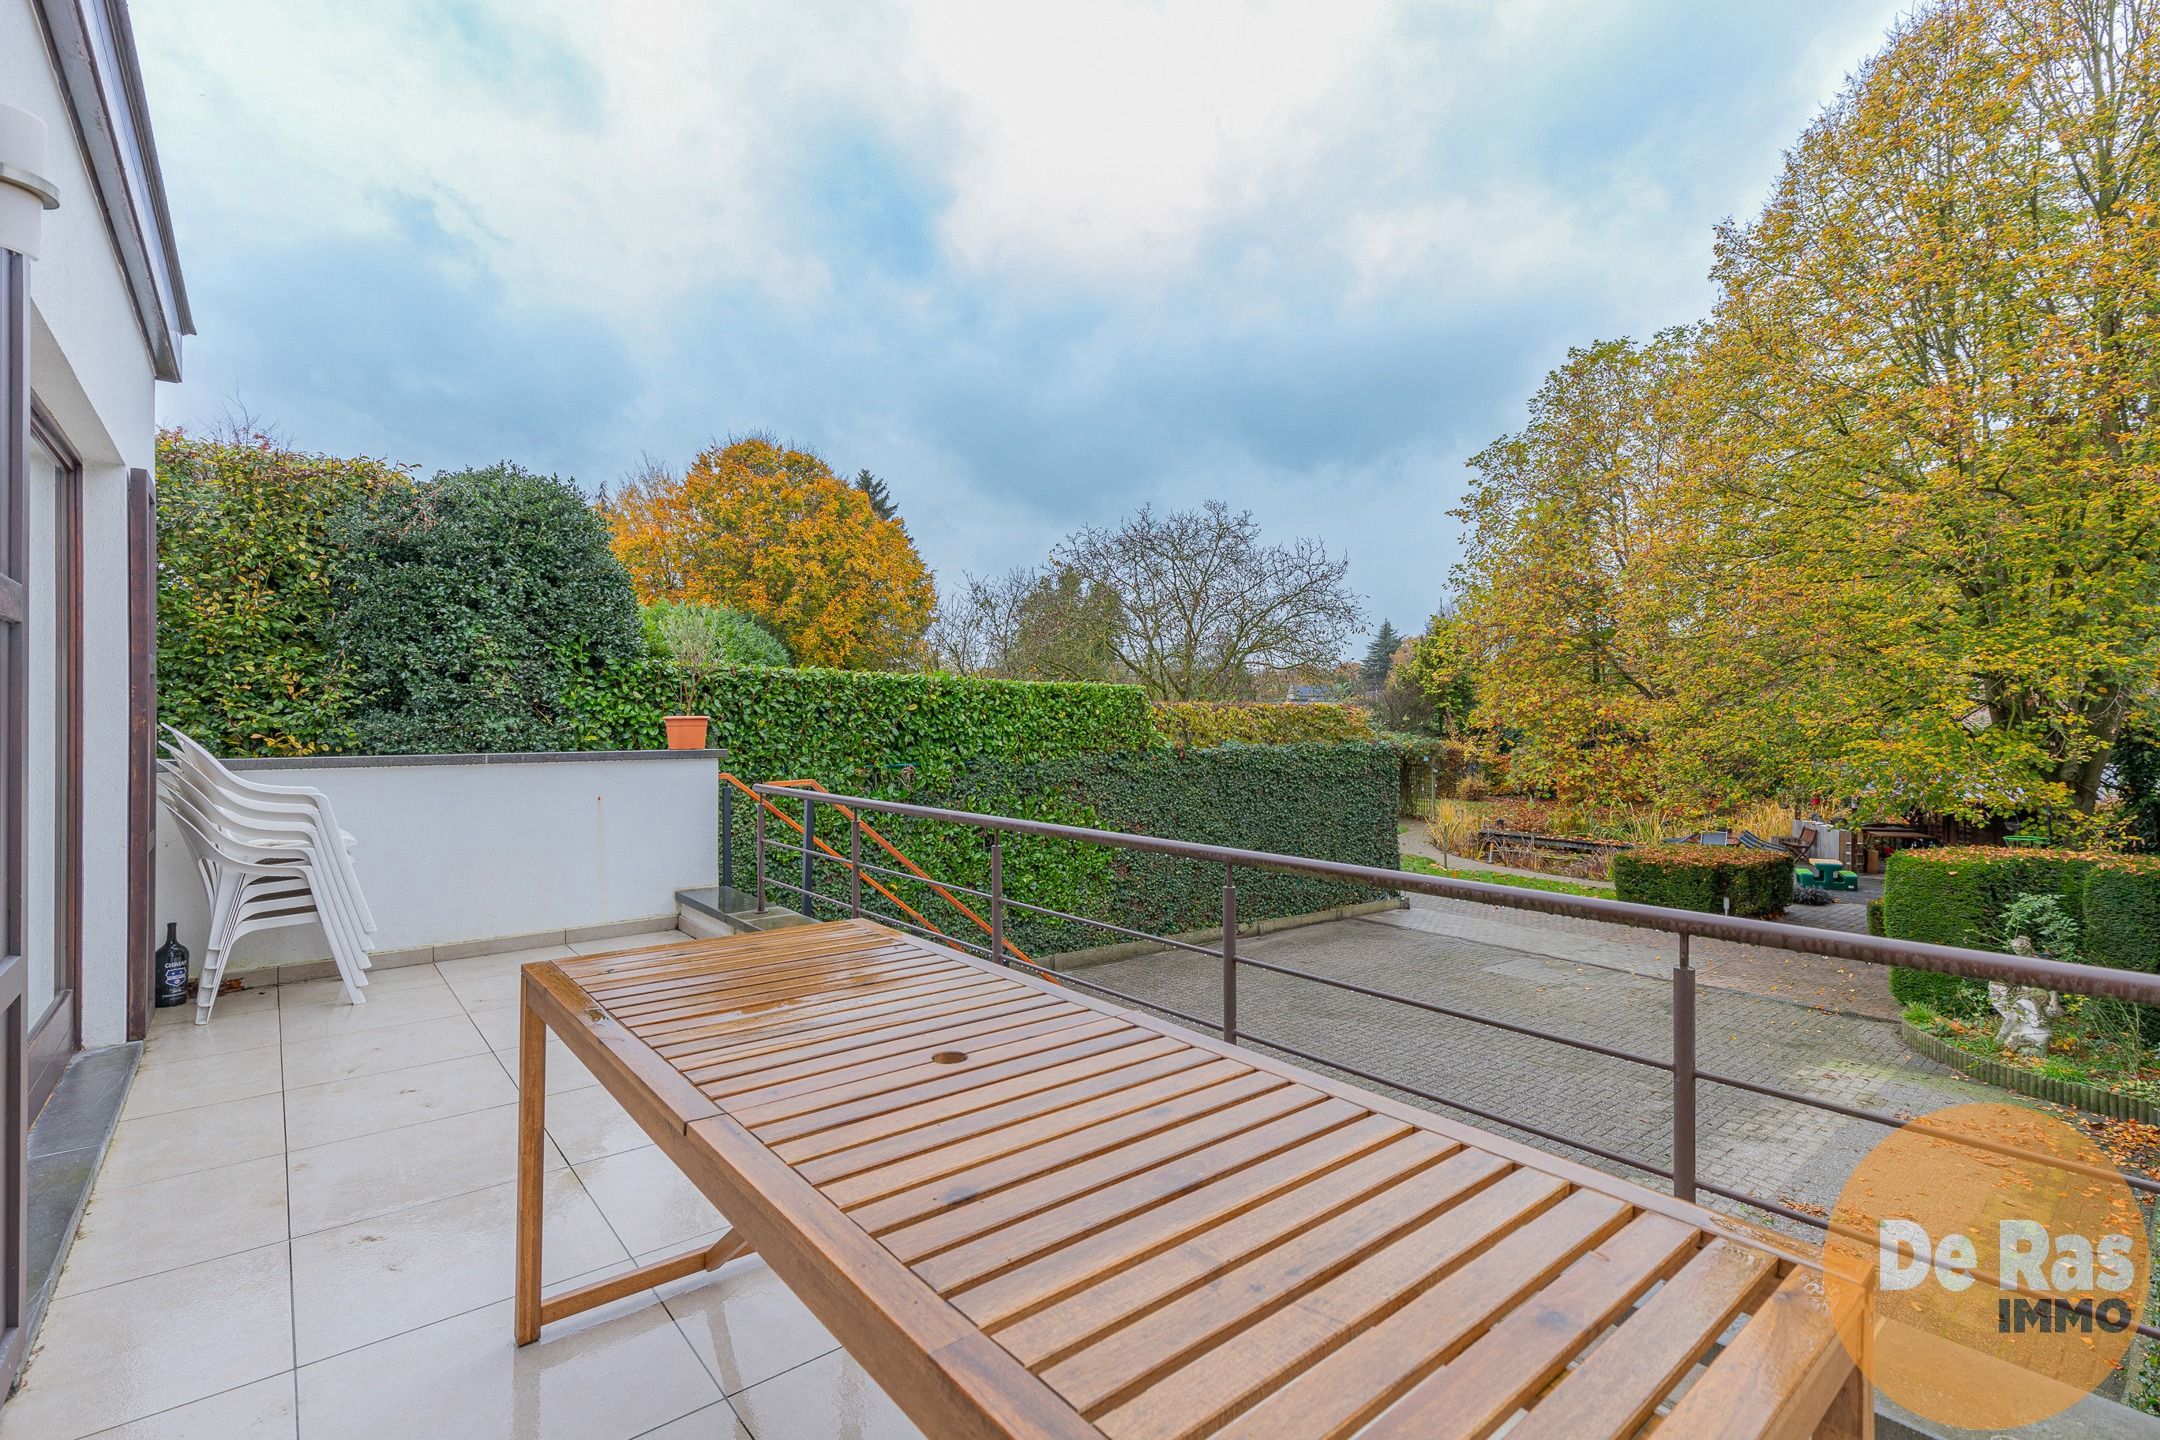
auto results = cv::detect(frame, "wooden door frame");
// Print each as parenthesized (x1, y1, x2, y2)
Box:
(126, 468, 153, 1041)
(0, 239, 36, 1399)
(25, 406, 79, 1119)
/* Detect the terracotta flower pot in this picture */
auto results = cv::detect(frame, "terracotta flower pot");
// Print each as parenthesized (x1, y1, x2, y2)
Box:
(664, 715, 710, 750)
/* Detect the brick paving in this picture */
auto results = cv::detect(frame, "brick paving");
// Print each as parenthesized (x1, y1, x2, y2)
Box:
(1069, 895, 2001, 1238)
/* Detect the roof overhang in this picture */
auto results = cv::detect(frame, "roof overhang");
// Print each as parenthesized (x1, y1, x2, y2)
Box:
(33, 0, 192, 381)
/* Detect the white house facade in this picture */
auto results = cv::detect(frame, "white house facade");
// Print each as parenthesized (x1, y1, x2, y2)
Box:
(0, 0, 187, 1390)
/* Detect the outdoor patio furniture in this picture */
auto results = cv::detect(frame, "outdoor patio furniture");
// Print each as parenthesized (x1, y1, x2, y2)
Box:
(2002, 833, 2050, 848)
(1800, 860, 1860, 892)
(514, 920, 1872, 1438)
(157, 728, 377, 1021)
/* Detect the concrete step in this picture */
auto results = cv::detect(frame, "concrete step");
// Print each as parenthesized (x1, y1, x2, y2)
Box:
(676, 886, 812, 937)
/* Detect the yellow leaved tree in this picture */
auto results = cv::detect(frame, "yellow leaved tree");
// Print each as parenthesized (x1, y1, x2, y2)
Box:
(601, 438, 936, 669)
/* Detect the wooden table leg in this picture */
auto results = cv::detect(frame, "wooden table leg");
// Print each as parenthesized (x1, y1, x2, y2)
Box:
(514, 981, 548, 1346)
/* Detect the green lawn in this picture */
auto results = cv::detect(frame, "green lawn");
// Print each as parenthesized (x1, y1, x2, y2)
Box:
(1400, 854, 1610, 899)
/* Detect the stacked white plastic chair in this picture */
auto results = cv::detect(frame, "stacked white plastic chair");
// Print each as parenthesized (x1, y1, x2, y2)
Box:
(157, 726, 378, 1023)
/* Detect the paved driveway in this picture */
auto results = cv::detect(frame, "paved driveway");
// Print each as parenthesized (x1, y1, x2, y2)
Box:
(1070, 894, 1997, 1236)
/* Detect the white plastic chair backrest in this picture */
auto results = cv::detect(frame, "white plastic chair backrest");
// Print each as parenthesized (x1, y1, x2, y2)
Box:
(160, 770, 370, 951)
(161, 727, 374, 932)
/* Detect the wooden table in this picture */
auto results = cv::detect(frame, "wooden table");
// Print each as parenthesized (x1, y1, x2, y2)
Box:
(515, 919, 1872, 1439)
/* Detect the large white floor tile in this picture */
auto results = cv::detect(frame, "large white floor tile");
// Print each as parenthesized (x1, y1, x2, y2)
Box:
(150, 987, 276, 1028)
(120, 1045, 283, 1121)
(574, 1147, 725, 1256)
(726, 1350, 923, 1440)
(58, 1155, 287, 1296)
(633, 1402, 750, 1439)
(491, 1035, 602, 1094)
(138, 1009, 280, 1066)
(543, 1082, 658, 1166)
(445, 972, 524, 1011)
(277, 980, 464, 1042)
(434, 945, 575, 989)
(283, 1052, 514, 1150)
(77, 1375, 296, 1439)
(99, 1093, 285, 1189)
(291, 1169, 628, 1363)
(294, 1290, 720, 1440)
(1, 1243, 292, 1440)
(279, 964, 446, 1008)
(281, 1013, 487, 1090)
(287, 1101, 564, 1234)
(660, 1252, 838, 1396)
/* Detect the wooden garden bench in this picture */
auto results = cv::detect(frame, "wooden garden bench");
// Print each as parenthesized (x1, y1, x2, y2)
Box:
(514, 919, 1872, 1439)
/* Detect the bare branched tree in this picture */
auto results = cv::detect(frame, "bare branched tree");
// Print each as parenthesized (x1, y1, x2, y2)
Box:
(926, 568, 1030, 675)
(1053, 501, 1364, 700)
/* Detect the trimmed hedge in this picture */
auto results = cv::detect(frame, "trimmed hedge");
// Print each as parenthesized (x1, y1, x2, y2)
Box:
(1881, 848, 2099, 1011)
(1611, 844, 1795, 918)
(1880, 848, 2160, 1015)
(1152, 701, 1372, 749)
(747, 742, 1402, 957)
(2082, 858, 2160, 978)
(709, 669, 1159, 792)
(155, 429, 412, 755)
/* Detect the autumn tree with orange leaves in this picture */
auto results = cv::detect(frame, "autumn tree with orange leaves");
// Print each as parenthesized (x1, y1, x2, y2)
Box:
(601, 438, 936, 669)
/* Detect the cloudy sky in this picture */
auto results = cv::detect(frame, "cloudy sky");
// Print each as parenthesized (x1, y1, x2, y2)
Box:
(136, 0, 1904, 644)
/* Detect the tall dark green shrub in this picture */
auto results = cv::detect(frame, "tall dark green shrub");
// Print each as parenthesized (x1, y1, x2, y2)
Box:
(1610, 845, 1793, 917)
(2115, 720, 2160, 851)
(330, 464, 645, 753)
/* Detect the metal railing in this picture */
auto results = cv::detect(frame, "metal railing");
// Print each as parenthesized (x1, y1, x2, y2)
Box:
(741, 781, 2160, 1335)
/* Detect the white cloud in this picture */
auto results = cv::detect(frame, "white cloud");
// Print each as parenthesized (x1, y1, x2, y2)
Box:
(134, 0, 1915, 634)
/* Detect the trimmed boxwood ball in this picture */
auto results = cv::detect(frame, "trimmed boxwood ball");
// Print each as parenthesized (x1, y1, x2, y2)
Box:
(1610, 844, 1794, 918)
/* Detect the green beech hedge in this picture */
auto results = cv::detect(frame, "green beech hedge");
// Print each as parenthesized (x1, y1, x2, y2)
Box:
(745, 742, 1401, 958)
(1881, 848, 2160, 1014)
(1610, 845, 1794, 917)
(155, 429, 412, 755)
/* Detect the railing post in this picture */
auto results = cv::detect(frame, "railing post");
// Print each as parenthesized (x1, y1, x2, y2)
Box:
(1672, 932, 1696, 1204)
(802, 795, 818, 921)
(1222, 867, 1238, 1044)
(719, 784, 734, 896)
(850, 814, 863, 918)
(989, 838, 1005, 965)
(753, 805, 766, 914)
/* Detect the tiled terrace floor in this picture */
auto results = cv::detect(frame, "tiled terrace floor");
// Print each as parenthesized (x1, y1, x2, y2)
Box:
(1, 933, 922, 1440)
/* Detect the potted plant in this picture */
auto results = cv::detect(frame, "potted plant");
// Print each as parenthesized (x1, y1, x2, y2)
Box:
(653, 604, 728, 749)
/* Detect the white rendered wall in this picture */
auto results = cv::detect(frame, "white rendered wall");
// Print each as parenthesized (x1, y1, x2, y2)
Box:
(4, 0, 165, 1046)
(154, 753, 721, 977)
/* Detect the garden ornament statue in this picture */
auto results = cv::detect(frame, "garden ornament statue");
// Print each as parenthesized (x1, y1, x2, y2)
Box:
(1987, 936, 2062, 1057)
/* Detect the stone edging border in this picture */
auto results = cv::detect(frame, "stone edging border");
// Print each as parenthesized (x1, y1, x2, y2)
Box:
(1899, 1020, 2160, 1124)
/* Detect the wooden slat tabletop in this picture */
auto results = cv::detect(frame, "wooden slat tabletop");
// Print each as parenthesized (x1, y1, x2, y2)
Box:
(519, 919, 1871, 1440)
